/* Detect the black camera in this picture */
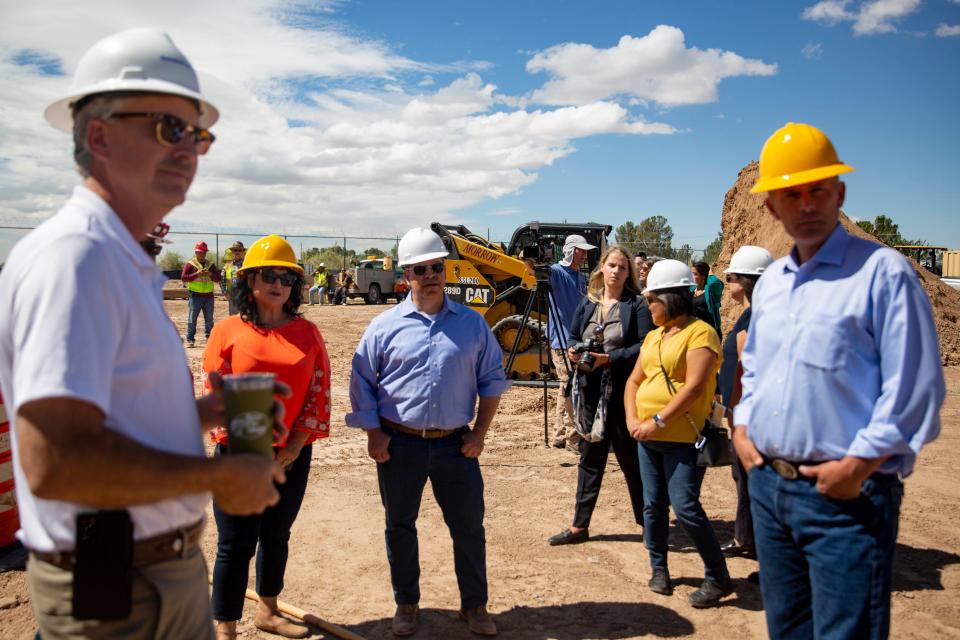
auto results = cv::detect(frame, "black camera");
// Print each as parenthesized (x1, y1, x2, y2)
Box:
(572, 325, 604, 373)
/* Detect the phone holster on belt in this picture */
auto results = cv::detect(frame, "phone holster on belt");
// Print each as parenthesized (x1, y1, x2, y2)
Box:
(72, 510, 134, 620)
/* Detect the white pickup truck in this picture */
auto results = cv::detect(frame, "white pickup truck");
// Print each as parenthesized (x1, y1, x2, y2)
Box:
(347, 258, 408, 304)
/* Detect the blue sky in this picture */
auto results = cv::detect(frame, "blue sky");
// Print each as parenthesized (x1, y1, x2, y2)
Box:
(1, 0, 958, 262)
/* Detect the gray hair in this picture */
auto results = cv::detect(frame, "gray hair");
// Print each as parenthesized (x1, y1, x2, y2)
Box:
(72, 95, 123, 177)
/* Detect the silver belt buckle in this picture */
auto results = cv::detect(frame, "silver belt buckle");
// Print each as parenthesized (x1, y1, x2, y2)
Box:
(171, 527, 188, 558)
(771, 459, 799, 480)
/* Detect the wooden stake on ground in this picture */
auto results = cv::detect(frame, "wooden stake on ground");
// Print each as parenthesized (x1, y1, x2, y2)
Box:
(208, 575, 366, 640)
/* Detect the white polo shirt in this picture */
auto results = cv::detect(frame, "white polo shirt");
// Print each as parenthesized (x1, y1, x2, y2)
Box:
(0, 186, 208, 552)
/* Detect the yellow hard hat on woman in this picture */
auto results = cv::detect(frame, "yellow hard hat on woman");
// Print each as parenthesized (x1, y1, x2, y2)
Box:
(238, 235, 304, 274)
(751, 123, 854, 194)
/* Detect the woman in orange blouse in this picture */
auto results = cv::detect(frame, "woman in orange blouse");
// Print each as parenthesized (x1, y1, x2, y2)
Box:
(204, 235, 330, 640)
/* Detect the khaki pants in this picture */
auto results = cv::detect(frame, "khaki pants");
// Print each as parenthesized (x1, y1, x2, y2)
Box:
(550, 349, 581, 448)
(28, 546, 215, 640)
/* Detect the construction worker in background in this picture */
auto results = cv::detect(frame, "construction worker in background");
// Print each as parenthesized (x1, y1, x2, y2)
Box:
(0, 28, 284, 639)
(308, 262, 328, 305)
(734, 123, 945, 639)
(346, 227, 510, 637)
(222, 241, 245, 315)
(548, 234, 596, 452)
(182, 240, 221, 347)
(139, 222, 172, 262)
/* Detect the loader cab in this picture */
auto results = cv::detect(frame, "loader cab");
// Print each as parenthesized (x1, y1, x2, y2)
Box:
(506, 222, 612, 273)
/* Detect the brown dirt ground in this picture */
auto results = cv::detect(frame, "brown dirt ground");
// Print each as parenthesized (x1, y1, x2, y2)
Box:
(1, 299, 958, 639)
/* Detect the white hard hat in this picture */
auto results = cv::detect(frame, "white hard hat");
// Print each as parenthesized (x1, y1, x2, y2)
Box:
(397, 227, 448, 267)
(724, 245, 773, 276)
(643, 259, 695, 293)
(318, 262, 325, 268)
(44, 28, 219, 132)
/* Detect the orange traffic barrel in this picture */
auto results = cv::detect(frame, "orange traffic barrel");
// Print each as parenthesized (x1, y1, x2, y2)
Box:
(0, 391, 19, 548)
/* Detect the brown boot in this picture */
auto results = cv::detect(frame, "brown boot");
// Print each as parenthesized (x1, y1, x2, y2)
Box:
(460, 605, 497, 636)
(392, 603, 419, 637)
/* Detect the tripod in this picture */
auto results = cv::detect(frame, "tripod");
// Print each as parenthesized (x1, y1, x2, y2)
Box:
(504, 272, 572, 446)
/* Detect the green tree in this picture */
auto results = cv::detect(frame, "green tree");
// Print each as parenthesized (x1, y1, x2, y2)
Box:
(158, 250, 184, 272)
(615, 216, 674, 257)
(674, 243, 694, 265)
(856, 214, 928, 247)
(703, 231, 723, 264)
(361, 247, 387, 258)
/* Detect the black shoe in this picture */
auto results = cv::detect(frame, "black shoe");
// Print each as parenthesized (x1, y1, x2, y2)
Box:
(688, 577, 733, 608)
(648, 569, 672, 595)
(721, 539, 756, 559)
(548, 528, 588, 546)
(746, 571, 760, 584)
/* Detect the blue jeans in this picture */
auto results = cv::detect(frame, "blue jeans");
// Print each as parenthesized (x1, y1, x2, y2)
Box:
(376, 428, 487, 609)
(187, 294, 215, 342)
(308, 285, 326, 304)
(211, 444, 312, 621)
(638, 441, 728, 582)
(749, 464, 903, 640)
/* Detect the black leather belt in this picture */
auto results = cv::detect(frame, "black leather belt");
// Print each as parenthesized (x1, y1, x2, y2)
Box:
(762, 455, 822, 481)
(32, 519, 204, 571)
(380, 418, 468, 440)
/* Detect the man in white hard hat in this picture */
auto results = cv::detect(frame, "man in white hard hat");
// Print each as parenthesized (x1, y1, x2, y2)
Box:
(347, 227, 510, 637)
(0, 29, 285, 638)
(548, 234, 596, 452)
(734, 123, 944, 638)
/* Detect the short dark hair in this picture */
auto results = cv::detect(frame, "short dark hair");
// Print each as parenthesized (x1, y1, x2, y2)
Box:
(693, 262, 710, 277)
(233, 269, 306, 325)
(656, 287, 694, 319)
(736, 273, 761, 302)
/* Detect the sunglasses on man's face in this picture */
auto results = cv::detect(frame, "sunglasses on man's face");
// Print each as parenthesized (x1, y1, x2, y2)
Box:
(725, 274, 740, 284)
(411, 262, 445, 276)
(258, 269, 297, 286)
(110, 112, 215, 154)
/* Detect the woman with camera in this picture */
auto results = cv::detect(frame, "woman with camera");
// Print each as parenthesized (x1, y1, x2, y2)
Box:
(625, 259, 731, 608)
(548, 247, 654, 546)
(203, 235, 331, 639)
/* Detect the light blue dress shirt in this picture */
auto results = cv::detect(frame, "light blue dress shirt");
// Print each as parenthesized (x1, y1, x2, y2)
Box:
(346, 295, 511, 431)
(734, 224, 944, 477)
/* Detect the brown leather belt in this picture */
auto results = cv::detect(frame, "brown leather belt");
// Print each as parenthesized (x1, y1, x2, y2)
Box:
(380, 418, 467, 440)
(762, 455, 822, 481)
(32, 519, 205, 571)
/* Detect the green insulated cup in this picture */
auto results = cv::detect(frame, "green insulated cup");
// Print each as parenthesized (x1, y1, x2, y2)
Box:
(222, 373, 277, 456)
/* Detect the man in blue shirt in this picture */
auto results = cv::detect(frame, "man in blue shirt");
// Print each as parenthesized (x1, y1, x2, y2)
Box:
(733, 123, 945, 639)
(548, 234, 595, 451)
(347, 227, 510, 637)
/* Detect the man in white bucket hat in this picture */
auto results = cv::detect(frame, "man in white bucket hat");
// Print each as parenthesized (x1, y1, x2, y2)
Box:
(0, 29, 285, 638)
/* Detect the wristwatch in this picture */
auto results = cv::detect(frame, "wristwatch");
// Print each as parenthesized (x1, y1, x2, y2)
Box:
(653, 414, 667, 429)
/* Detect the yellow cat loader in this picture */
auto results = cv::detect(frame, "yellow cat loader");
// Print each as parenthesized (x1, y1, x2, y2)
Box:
(428, 222, 611, 380)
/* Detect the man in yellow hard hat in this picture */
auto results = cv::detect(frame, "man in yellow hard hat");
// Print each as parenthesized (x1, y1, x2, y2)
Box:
(0, 29, 285, 638)
(733, 123, 945, 638)
(222, 241, 246, 315)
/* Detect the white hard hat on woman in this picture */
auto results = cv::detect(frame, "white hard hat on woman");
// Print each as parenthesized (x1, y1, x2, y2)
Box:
(724, 246, 773, 277)
(643, 259, 696, 294)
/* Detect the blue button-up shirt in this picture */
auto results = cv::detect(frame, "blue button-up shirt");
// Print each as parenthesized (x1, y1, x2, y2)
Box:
(548, 263, 586, 349)
(346, 295, 511, 430)
(734, 224, 944, 477)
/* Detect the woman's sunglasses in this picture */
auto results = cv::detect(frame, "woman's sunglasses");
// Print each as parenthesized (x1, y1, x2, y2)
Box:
(258, 269, 298, 286)
(725, 274, 740, 284)
(411, 262, 445, 276)
(111, 112, 215, 154)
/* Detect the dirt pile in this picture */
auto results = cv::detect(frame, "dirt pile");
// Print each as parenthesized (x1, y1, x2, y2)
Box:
(715, 161, 960, 366)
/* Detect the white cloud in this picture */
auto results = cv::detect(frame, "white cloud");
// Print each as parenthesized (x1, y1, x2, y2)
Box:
(1, 5, 751, 238)
(802, 42, 825, 59)
(936, 23, 960, 36)
(525, 25, 777, 108)
(803, 0, 921, 36)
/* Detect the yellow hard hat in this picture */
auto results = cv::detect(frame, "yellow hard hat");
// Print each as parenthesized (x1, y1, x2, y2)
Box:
(238, 235, 304, 275)
(751, 122, 854, 194)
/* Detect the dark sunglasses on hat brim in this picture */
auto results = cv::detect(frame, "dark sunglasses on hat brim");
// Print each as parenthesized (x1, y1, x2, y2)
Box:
(410, 262, 445, 276)
(258, 269, 298, 286)
(110, 112, 215, 154)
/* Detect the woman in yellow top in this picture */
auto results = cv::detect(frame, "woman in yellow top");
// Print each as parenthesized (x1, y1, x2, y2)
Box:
(624, 259, 731, 608)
